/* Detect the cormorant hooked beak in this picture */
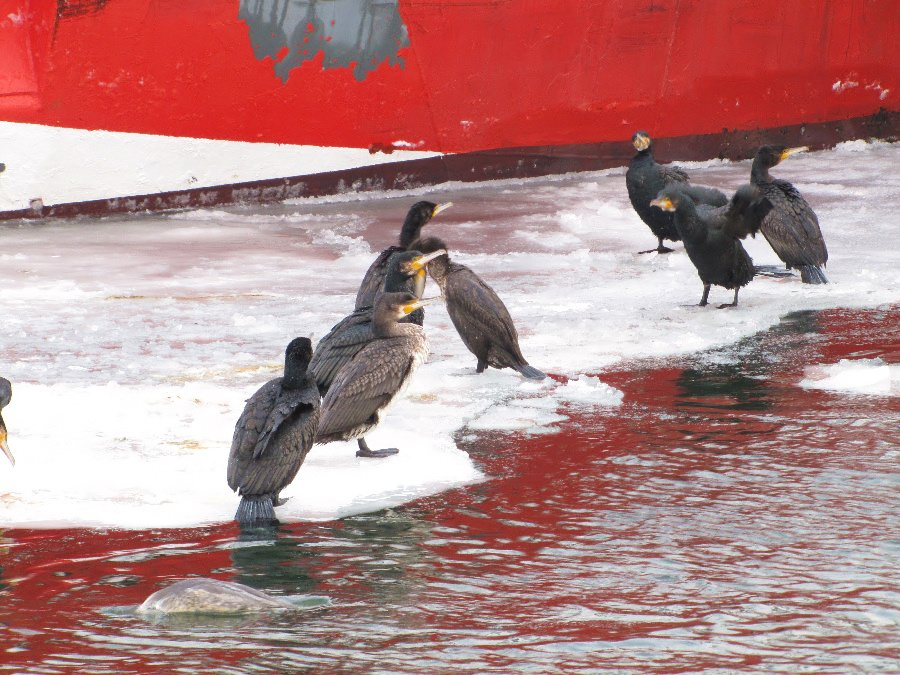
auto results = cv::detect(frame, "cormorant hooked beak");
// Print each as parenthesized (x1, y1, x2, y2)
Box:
(0, 421, 13, 467)
(649, 196, 675, 212)
(402, 296, 440, 315)
(780, 146, 808, 161)
(408, 248, 448, 272)
(431, 202, 453, 217)
(632, 132, 651, 152)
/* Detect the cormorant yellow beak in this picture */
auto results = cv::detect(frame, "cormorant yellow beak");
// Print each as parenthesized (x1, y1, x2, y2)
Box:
(409, 248, 448, 271)
(0, 423, 13, 467)
(402, 297, 440, 314)
(633, 134, 651, 152)
(432, 202, 453, 217)
(649, 196, 675, 211)
(780, 146, 808, 161)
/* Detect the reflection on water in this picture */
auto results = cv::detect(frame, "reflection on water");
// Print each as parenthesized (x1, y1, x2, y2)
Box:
(0, 306, 897, 672)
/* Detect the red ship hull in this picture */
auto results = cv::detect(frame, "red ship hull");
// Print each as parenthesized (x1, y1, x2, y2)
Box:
(0, 0, 897, 217)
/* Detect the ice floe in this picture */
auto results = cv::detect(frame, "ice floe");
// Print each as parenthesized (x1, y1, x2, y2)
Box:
(0, 141, 897, 528)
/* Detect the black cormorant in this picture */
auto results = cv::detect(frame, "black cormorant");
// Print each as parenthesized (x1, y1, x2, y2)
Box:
(316, 292, 430, 458)
(751, 145, 828, 284)
(355, 200, 452, 310)
(227, 337, 320, 524)
(650, 184, 773, 308)
(310, 249, 445, 395)
(626, 130, 729, 254)
(0, 377, 13, 466)
(414, 237, 546, 379)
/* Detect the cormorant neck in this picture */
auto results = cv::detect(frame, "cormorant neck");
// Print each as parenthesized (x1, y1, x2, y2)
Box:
(399, 215, 427, 248)
(372, 313, 408, 338)
(673, 199, 705, 239)
(424, 255, 451, 288)
(283, 363, 312, 390)
(750, 158, 771, 183)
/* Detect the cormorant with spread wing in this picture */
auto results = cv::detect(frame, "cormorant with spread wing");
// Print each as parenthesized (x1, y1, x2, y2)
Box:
(227, 337, 320, 524)
(651, 184, 773, 308)
(316, 292, 431, 458)
(751, 145, 828, 284)
(414, 237, 546, 379)
(626, 130, 729, 254)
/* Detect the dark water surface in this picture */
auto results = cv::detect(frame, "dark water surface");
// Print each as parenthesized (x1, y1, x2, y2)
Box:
(1, 306, 898, 673)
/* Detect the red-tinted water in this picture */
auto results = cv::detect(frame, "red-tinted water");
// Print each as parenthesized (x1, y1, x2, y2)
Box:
(1, 307, 897, 673)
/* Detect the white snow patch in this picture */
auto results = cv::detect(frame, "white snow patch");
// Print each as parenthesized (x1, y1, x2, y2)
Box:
(555, 376, 625, 406)
(799, 359, 898, 397)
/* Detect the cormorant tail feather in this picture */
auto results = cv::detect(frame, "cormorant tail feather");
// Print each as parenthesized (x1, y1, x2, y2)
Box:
(799, 265, 829, 284)
(235, 495, 278, 524)
(516, 364, 547, 380)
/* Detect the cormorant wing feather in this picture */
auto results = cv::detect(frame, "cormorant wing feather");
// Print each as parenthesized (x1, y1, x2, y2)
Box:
(759, 181, 828, 267)
(680, 183, 729, 207)
(661, 165, 690, 184)
(309, 309, 376, 393)
(227, 379, 320, 496)
(355, 246, 403, 310)
(317, 334, 425, 438)
(445, 265, 522, 357)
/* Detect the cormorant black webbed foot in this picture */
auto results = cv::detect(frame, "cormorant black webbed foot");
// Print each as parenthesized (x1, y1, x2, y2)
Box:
(639, 238, 675, 254)
(475, 358, 487, 374)
(356, 438, 399, 458)
(716, 302, 737, 309)
(698, 284, 711, 307)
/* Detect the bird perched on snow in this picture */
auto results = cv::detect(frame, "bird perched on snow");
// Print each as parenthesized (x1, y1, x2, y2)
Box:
(413, 236, 546, 379)
(316, 292, 431, 458)
(310, 248, 446, 396)
(354, 200, 453, 317)
(227, 337, 320, 524)
(750, 145, 829, 284)
(651, 184, 773, 308)
(626, 130, 729, 254)
(1, 377, 14, 466)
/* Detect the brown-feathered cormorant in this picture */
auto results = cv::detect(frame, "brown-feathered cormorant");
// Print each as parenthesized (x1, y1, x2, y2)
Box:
(227, 337, 320, 524)
(413, 237, 546, 379)
(316, 292, 430, 458)
(310, 249, 446, 396)
(0, 377, 13, 466)
(355, 201, 452, 310)
(751, 145, 829, 284)
(651, 184, 773, 308)
(626, 131, 729, 254)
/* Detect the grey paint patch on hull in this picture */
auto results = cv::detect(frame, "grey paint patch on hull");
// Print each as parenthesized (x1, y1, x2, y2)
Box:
(239, 0, 409, 82)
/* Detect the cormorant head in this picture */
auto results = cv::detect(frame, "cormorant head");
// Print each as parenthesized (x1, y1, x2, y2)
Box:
(378, 291, 432, 320)
(632, 131, 652, 152)
(755, 145, 807, 170)
(649, 186, 683, 212)
(284, 336, 313, 372)
(385, 248, 448, 296)
(0, 377, 13, 467)
(390, 248, 448, 278)
(399, 201, 453, 247)
(410, 236, 450, 260)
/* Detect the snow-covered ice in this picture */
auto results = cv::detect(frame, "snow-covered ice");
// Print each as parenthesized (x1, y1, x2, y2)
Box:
(800, 358, 898, 396)
(0, 140, 897, 528)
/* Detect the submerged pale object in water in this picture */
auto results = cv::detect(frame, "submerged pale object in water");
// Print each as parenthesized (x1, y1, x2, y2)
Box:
(137, 578, 296, 614)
